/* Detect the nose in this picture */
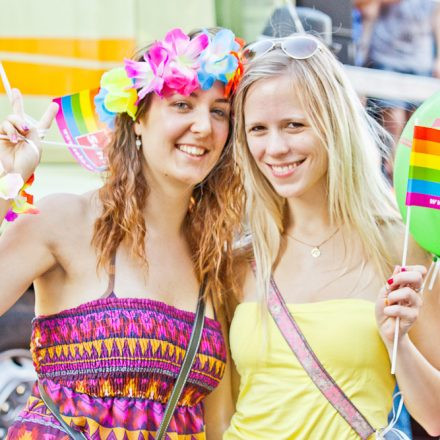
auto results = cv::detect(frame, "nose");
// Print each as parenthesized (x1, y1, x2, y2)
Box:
(190, 107, 212, 137)
(265, 130, 290, 156)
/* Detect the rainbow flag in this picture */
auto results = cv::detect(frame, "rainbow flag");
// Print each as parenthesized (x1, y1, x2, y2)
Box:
(53, 89, 111, 172)
(406, 125, 440, 210)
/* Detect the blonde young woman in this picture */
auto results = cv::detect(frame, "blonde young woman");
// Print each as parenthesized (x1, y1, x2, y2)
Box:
(224, 35, 440, 439)
(0, 28, 243, 439)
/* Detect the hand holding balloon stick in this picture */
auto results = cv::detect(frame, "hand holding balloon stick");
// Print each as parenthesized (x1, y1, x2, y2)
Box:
(391, 116, 440, 374)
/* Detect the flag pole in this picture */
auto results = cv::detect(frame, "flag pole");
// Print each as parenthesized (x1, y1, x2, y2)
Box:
(428, 257, 440, 291)
(0, 61, 13, 103)
(0, 134, 101, 150)
(391, 205, 411, 374)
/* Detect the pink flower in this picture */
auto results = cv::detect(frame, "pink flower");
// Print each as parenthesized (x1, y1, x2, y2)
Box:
(125, 47, 167, 102)
(158, 28, 209, 96)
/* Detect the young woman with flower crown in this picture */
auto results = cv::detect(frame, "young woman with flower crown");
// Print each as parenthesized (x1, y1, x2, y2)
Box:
(0, 27, 243, 439)
(224, 35, 440, 439)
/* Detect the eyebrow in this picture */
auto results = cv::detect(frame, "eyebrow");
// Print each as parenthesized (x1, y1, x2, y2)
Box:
(245, 121, 262, 128)
(188, 92, 230, 104)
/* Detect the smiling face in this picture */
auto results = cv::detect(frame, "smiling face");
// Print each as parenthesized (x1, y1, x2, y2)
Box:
(244, 74, 328, 200)
(134, 81, 231, 191)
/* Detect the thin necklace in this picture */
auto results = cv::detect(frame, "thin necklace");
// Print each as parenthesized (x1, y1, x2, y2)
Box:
(284, 227, 340, 258)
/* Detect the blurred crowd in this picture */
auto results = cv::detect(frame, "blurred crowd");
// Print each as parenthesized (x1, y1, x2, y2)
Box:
(353, 0, 440, 178)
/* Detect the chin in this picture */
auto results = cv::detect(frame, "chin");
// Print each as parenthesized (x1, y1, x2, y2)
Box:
(269, 183, 305, 199)
(176, 172, 210, 187)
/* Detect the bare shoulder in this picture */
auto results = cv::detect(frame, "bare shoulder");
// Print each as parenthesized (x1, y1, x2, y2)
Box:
(3, 190, 100, 252)
(410, 271, 440, 369)
(36, 191, 98, 232)
(220, 240, 254, 325)
(232, 240, 254, 301)
(37, 190, 98, 220)
(0, 191, 101, 314)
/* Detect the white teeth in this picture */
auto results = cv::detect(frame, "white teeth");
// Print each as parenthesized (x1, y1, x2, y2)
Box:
(177, 145, 206, 156)
(271, 161, 301, 173)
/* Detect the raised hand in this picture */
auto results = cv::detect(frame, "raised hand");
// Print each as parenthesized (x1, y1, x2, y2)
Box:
(376, 265, 426, 345)
(0, 89, 58, 181)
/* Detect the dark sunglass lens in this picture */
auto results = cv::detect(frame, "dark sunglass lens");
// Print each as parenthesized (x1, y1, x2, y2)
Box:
(283, 37, 318, 59)
(243, 40, 274, 60)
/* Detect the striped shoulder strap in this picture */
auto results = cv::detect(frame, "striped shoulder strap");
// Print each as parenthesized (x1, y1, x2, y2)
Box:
(267, 274, 375, 439)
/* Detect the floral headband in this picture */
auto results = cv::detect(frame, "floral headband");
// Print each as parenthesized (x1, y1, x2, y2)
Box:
(95, 28, 244, 128)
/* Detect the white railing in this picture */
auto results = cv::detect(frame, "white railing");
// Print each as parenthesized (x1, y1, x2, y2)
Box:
(344, 65, 440, 101)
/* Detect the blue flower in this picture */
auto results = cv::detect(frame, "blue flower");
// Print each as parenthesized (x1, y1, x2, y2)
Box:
(198, 29, 240, 90)
(94, 87, 117, 129)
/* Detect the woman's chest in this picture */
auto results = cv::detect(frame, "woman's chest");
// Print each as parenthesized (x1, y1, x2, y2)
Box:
(230, 301, 388, 375)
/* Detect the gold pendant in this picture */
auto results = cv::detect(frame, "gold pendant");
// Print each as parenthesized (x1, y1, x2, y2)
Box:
(311, 247, 321, 258)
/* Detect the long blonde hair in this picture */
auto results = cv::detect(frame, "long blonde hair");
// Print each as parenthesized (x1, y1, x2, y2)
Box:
(92, 32, 245, 305)
(234, 36, 400, 301)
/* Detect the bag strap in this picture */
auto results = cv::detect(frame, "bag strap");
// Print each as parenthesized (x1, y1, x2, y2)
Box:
(155, 281, 206, 439)
(38, 282, 206, 440)
(38, 381, 87, 440)
(266, 274, 375, 440)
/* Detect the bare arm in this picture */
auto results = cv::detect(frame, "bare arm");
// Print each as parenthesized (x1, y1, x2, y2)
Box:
(204, 360, 235, 439)
(203, 307, 235, 439)
(0, 207, 58, 315)
(401, 250, 440, 436)
(0, 90, 58, 315)
(375, 246, 440, 436)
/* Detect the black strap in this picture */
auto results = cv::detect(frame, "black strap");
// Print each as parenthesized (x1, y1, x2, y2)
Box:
(38, 281, 206, 440)
(101, 253, 116, 298)
(155, 281, 206, 439)
(38, 382, 87, 439)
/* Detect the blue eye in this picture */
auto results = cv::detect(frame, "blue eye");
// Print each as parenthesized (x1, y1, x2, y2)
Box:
(287, 121, 304, 129)
(174, 101, 190, 110)
(212, 108, 228, 118)
(249, 125, 265, 132)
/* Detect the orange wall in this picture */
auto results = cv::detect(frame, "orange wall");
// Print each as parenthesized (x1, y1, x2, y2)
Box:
(0, 38, 135, 96)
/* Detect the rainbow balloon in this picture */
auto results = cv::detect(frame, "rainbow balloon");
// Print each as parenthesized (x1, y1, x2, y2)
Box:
(53, 89, 111, 172)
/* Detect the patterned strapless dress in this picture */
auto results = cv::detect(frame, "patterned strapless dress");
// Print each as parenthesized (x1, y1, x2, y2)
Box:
(7, 273, 226, 440)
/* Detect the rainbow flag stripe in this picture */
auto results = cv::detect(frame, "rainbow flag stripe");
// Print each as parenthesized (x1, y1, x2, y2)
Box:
(406, 125, 440, 210)
(53, 89, 111, 172)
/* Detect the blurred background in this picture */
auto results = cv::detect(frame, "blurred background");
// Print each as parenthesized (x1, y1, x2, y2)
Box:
(0, 0, 439, 438)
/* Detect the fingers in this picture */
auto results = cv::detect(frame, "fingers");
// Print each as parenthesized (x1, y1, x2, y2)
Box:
(1, 114, 29, 136)
(0, 118, 28, 144)
(0, 120, 18, 143)
(11, 88, 25, 119)
(383, 272, 424, 327)
(2, 93, 58, 137)
(383, 303, 419, 323)
(387, 286, 422, 308)
(386, 268, 423, 292)
(37, 102, 59, 132)
(401, 264, 427, 276)
(382, 287, 422, 336)
(392, 265, 401, 276)
(377, 265, 427, 341)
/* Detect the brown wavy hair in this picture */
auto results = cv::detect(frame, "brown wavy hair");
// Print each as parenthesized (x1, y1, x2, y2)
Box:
(92, 32, 245, 306)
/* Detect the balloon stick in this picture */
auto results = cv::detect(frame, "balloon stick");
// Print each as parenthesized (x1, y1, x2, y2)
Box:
(391, 206, 411, 374)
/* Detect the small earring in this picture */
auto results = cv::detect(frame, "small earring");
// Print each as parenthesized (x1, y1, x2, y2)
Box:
(135, 136, 142, 151)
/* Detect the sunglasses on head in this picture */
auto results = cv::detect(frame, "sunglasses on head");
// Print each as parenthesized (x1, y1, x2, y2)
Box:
(242, 35, 321, 62)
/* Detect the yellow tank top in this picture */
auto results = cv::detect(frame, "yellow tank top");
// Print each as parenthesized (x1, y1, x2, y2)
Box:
(224, 299, 395, 440)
